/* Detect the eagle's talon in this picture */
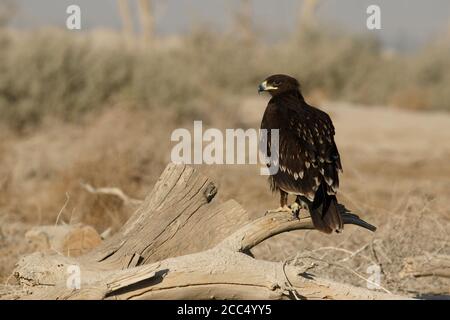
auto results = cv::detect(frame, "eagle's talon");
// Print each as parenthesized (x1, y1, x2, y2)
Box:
(289, 202, 301, 220)
(265, 205, 292, 215)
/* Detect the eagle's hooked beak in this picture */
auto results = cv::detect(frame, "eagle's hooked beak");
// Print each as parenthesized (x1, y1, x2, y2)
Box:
(258, 80, 277, 94)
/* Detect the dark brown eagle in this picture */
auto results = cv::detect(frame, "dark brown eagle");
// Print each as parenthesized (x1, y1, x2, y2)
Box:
(259, 74, 343, 234)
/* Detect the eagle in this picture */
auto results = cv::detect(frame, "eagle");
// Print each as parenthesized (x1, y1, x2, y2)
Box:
(259, 74, 343, 234)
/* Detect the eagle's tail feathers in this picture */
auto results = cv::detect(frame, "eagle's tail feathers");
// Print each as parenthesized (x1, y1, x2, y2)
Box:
(309, 192, 343, 234)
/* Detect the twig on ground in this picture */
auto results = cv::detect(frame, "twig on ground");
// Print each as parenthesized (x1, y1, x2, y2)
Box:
(295, 252, 393, 295)
(79, 182, 143, 206)
(54, 192, 70, 226)
(281, 260, 302, 300)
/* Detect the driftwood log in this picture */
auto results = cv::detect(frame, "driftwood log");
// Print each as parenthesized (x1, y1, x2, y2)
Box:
(12, 164, 407, 300)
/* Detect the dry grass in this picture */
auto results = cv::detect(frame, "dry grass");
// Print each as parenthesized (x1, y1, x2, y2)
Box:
(1, 98, 449, 297)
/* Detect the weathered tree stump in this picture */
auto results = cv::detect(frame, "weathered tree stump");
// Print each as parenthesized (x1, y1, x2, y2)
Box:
(11, 164, 407, 300)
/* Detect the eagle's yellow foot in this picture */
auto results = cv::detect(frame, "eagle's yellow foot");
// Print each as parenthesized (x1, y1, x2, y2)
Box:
(289, 202, 301, 219)
(265, 205, 292, 215)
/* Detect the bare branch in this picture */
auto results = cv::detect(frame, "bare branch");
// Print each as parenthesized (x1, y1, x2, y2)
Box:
(80, 181, 143, 207)
(218, 209, 376, 252)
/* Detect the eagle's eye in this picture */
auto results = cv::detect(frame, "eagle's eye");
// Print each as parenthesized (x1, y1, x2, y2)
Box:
(272, 80, 281, 87)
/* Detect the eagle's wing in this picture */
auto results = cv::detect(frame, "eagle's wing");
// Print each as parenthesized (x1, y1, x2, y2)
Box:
(263, 101, 342, 201)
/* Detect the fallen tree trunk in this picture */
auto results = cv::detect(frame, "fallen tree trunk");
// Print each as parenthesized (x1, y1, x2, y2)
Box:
(11, 164, 407, 300)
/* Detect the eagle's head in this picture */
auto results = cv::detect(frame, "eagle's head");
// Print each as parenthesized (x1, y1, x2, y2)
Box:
(258, 74, 300, 97)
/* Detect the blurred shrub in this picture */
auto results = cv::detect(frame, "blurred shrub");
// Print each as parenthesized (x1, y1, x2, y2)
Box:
(0, 30, 134, 130)
(410, 41, 450, 110)
(0, 26, 449, 131)
(0, 0, 16, 27)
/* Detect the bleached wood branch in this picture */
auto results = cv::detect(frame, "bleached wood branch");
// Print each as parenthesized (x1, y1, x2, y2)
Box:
(9, 163, 409, 300)
(80, 182, 143, 207)
(219, 207, 376, 253)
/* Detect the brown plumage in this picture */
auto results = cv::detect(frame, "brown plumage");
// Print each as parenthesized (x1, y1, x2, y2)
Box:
(259, 74, 343, 233)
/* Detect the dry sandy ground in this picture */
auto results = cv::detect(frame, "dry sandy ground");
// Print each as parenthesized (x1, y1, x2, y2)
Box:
(1, 99, 449, 297)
